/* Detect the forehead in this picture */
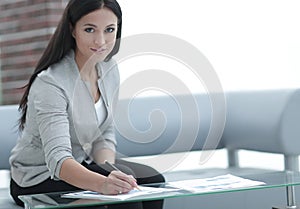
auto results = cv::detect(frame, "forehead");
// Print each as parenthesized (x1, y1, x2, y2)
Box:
(77, 7, 118, 26)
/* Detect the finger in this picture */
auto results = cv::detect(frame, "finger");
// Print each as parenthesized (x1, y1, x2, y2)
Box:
(113, 176, 134, 190)
(115, 172, 138, 185)
(113, 187, 123, 195)
(103, 177, 131, 194)
(113, 185, 131, 195)
(110, 171, 138, 188)
(128, 175, 137, 182)
(108, 172, 135, 190)
(111, 182, 132, 194)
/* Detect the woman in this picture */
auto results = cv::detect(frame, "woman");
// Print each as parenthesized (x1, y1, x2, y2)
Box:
(9, 0, 164, 208)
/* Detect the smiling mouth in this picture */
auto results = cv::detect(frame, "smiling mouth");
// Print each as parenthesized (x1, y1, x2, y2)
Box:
(91, 48, 107, 53)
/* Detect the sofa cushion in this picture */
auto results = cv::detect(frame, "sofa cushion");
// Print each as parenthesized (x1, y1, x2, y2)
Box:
(0, 105, 20, 170)
(115, 94, 226, 157)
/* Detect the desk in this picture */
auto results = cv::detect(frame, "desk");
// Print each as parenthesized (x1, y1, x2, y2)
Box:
(19, 171, 300, 209)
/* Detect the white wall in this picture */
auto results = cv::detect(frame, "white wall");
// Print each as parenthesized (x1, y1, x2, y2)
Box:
(118, 0, 300, 93)
(116, 0, 300, 170)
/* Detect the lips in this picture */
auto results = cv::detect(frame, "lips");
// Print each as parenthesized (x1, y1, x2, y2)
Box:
(90, 47, 107, 53)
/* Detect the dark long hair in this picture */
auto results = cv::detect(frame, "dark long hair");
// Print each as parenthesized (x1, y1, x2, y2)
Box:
(19, 0, 122, 130)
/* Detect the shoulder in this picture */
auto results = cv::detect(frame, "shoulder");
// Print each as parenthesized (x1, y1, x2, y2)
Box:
(100, 58, 118, 75)
(97, 58, 120, 84)
(102, 58, 119, 77)
(103, 58, 118, 68)
(37, 51, 79, 88)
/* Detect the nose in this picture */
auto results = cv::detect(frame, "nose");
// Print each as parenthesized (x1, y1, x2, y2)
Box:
(94, 33, 105, 46)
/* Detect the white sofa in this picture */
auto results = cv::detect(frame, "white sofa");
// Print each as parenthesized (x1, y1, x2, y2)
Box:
(1, 88, 300, 208)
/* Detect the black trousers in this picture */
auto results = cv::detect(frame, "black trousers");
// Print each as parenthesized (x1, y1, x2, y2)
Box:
(10, 159, 165, 209)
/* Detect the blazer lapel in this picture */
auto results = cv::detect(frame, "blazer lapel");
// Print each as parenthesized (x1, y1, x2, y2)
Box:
(72, 77, 100, 156)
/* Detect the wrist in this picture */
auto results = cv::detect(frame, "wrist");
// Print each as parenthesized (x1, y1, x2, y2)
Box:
(93, 173, 107, 193)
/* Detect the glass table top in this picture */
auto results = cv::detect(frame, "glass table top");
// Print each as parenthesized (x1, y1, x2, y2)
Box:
(19, 171, 300, 209)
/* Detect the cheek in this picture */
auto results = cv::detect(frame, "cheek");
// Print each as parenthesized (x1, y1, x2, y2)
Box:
(74, 35, 93, 52)
(107, 34, 117, 47)
(108, 39, 116, 47)
(76, 34, 88, 44)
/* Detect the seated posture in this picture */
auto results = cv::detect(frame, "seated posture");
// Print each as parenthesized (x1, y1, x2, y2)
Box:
(9, 0, 164, 208)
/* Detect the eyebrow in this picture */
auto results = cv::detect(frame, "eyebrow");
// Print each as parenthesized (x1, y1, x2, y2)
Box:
(83, 23, 117, 28)
(83, 23, 97, 27)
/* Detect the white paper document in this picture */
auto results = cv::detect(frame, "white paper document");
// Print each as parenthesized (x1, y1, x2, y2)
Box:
(62, 174, 265, 201)
(62, 186, 179, 201)
(167, 174, 266, 192)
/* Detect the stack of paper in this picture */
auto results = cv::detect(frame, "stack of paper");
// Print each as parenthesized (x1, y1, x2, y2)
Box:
(167, 174, 265, 192)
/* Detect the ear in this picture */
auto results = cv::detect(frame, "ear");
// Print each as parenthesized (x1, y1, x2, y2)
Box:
(69, 23, 75, 38)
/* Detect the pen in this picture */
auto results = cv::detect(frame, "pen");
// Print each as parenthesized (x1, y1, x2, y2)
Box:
(104, 160, 141, 191)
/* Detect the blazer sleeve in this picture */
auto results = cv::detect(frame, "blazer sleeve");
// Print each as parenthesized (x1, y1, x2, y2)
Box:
(30, 76, 73, 180)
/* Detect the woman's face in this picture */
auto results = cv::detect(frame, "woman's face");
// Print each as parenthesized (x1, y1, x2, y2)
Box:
(72, 7, 118, 67)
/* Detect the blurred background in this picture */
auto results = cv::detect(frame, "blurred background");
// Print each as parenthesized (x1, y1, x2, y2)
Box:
(0, 0, 299, 105)
(0, 0, 68, 104)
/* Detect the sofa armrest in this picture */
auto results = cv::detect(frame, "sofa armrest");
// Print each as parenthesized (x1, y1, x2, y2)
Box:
(222, 88, 300, 170)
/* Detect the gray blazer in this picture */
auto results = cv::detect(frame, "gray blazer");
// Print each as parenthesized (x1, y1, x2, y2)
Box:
(10, 50, 120, 187)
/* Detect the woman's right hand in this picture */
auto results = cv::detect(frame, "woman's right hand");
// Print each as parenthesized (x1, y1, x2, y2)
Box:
(60, 158, 138, 196)
(99, 170, 138, 195)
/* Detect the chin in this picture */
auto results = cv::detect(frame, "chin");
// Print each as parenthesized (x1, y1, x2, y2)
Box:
(87, 53, 107, 63)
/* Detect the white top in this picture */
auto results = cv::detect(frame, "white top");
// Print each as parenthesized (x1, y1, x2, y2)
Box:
(95, 96, 107, 126)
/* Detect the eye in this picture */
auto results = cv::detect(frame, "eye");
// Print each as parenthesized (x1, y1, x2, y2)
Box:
(84, 28, 95, 33)
(105, 27, 115, 33)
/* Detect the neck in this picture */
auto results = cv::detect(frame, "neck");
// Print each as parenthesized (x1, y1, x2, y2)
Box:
(75, 52, 99, 81)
